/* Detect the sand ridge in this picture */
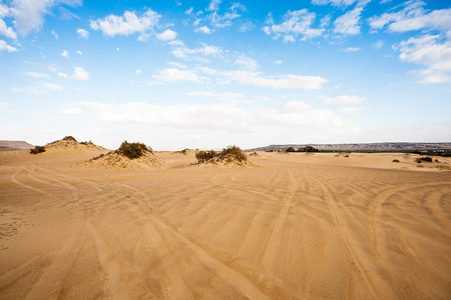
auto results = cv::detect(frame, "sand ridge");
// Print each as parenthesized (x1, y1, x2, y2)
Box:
(0, 149, 450, 299)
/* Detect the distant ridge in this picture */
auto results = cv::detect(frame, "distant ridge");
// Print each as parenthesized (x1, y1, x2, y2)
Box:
(0, 140, 34, 151)
(246, 142, 451, 152)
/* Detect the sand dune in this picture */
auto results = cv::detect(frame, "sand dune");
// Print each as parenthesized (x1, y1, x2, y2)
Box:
(0, 150, 450, 299)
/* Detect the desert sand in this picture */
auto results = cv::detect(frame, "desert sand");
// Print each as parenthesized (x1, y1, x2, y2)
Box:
(0, 145, 450, 299)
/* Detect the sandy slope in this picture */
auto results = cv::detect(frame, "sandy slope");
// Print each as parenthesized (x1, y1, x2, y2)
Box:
(0, 150, 450, 299)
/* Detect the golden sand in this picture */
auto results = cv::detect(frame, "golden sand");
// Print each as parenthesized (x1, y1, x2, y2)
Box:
(0, 148, 450, 299)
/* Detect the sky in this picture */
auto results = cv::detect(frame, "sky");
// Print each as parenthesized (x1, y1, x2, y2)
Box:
(1, 0, 450, 150)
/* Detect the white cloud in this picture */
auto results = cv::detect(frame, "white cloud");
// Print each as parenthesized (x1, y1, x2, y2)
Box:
(207, 0, 222, 12)
(153, 68, 200, 83)
(51, 29, 58, 39)
(77, 28, 89, 39)
(157, 29, 177, 41)
(221, 70, 328, 90)
(10, 0, 82, 36)
(77, 50, 82, 55)
(344, 47, 360, 52)
(61, 50, 69, 58)
(324, 95, 364, 104)
(185, 7, 194, 15)
(273, 59, 283, 64)
(263, 9, 325, 42)
(371, 40, 384, 50)
(170, 43, 222, 60)
(26, 72, 49, 78)
(186, 91, 244, 101)
(311, 0, 358, 7)
(72, 67, 89, 80)
(340, 106, 371, 115)
(90, 9, 161, 40)
(334, 7, 363, 36)
(234, 55, 258, 70)
(0, 19, 17, 39)
(61, 101, 251, 131)
(58, 72, 68, 79)
(42, 82, 62, 91)
(194, 26, 212, 34)
(369, 2, 451, 33)
(135, 69, 142, 74)
(396, 34, 451, 83)
(239, 21, 254, 32)
(256, 101, 352, 132)
(0, 39, 17, 52)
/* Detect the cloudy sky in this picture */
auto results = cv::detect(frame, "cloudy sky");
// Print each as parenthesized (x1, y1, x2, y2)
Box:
(1, 0, 450, 150)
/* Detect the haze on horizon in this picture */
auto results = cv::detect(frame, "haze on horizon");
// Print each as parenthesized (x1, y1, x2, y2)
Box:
(1, 0, 450, 150)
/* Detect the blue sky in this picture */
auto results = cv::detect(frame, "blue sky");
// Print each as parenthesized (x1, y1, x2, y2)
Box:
(1, 0, 450, 150)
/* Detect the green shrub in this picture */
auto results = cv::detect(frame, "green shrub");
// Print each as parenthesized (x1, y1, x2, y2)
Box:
(30, 146, 46, 154)
(195, 150, 218, 163)
(117, 141, 151, 159)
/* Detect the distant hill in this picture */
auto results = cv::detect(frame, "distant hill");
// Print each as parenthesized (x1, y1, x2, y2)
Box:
(246, 142, 451, 152)
(0, 140, 34, 151)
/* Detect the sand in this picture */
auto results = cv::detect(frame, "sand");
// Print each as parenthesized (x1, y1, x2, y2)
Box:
(0, 149, 450, 299)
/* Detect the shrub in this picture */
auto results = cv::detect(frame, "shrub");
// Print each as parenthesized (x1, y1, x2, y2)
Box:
(195, 150, 218, 163)
(30, 146, 46, 154)
(392, 159, 400, 163)
(286, 147, 295, 152)
(220, 145, 247, 162)
(63, 136, 77, 142)
(117, 141, 151, 160)
(416, 157, 432, 163)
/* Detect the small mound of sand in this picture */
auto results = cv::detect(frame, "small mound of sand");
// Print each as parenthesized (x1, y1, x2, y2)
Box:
(304, 152, 315, 157)
(46, 136, 106, 152)
(81, 150, 163, 170)
(248, 152, 259, 156)
(335, 152, 351, 158)
(196, 154, 254, 167)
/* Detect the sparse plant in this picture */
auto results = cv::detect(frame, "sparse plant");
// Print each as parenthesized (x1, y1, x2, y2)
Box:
(195, 150, 218, 163)
(219, 145, 247, 162)
(392, 159, 400, 163)
(117, 141, 151, 160)
(286, 147, 295, 152)
(416, 157, 432, 163)
(63, 136, 77, 142)
(91, 153, 105, 161)
(30, 146, 46, 154)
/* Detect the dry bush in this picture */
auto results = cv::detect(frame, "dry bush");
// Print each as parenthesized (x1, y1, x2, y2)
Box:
(30, 146, 46, 154)
(117, 141, 152, 160)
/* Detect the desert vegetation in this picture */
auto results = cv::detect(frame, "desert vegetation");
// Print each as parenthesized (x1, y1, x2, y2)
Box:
(416, 157, 433, 163)
(117, 141, 152, 160)
(196, 145, 247, 164)
(30, 146, 46, 154)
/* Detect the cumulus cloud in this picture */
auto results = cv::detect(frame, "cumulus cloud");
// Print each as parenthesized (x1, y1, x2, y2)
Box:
(334, 7, 363, 35)
(234, 55, 258, 70)
(395, 34, 451, 83)
(170, 43, 222, 60)
(90, 9, 161, 40)
(0, 18, 17, 39)
(72, 67, 89, 80)
(255, 101, 351, 132)
(58, 72, 68, 79)
(194, 26, 212, 34)
(186, 91, 244, 102)
(10, 0, 81, 36)
(61, 101, 251, 131)
(369, 2, 451, 33)
(0, 39, 17, 52)
(156, 29, 177, 41)
(77, 28, 89, 39)
(153, 68, 200, 83)
(220, 70, 328, 90)
(208, 0, 222, 12)
(324, 95, 364, 104)
(26, 72, 49, 78)
(262, 9, 324, 42)
(61, 50, 69, 58)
